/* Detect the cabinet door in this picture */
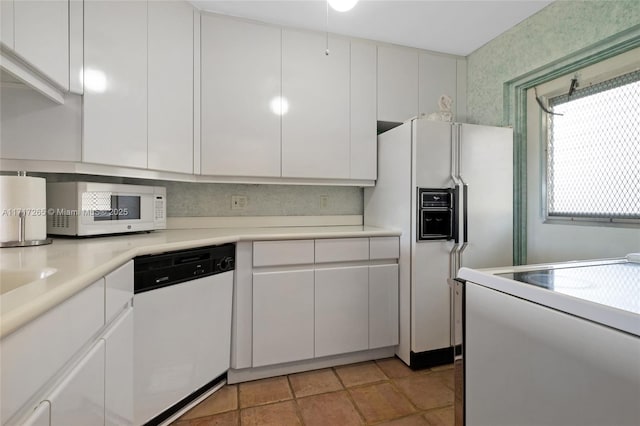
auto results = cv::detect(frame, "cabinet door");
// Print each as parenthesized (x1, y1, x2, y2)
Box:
(377, 46, 418, 123)
(350, 40, 377, 180)
(253, 270, 314, 367)
(201, 15, 281, 177)
(83, 0, 147, 168)
(369, 264, 399, 348)
(315, 266, 369, 357)
(23, 401, 50, 426)
(49, 340, 105, 426)
(105, 260, 133, 324)
(13, 0, 69, 90)
(104, 307, 133, 426)
(282, 29, 350, 179)
(418, 52, 457, 119)
(0, 279, 104, 425)
(148, 0, 194, 174)
(1, 0, 14, 48)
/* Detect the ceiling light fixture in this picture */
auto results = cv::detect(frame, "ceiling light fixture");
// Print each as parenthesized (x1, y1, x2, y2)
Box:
(325, 0, 358, 55)
(328, 0, 359, 12)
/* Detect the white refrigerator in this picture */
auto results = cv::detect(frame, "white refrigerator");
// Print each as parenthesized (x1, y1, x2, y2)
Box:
(364, 118, 513, 367)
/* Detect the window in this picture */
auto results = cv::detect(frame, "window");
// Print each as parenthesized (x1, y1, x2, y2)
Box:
(545, 69, 640, 223)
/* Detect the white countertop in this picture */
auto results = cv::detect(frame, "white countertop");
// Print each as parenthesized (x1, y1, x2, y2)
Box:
(458, 255, 640, 336)
(0, 226, 400, 338)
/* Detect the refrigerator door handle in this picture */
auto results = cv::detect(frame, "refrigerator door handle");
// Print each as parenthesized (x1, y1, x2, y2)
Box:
(447, 277, 456, 348)
(450, 124, 461, 186)
(449, 243, 459, 279)
(456, 124, 468, 268)
(459, 183, 469, 265)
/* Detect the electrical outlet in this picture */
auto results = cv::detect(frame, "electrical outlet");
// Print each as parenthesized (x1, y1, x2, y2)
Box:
(320, 195, 329, 209)
(231, 195, 248, 211)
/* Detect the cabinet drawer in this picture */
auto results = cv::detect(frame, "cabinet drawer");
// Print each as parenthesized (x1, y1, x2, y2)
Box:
(253, 240, 314, 267)
(315, 238, 369, 263)
(369, 237, 400, 260)
(105, 260, 133, 323)
(0, 279, 104, 424)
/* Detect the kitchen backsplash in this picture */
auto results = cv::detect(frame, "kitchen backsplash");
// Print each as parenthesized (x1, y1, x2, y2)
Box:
(35, 173, 363, 217)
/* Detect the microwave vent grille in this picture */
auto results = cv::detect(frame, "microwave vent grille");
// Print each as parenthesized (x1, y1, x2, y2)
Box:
(51, 214, 70, 229)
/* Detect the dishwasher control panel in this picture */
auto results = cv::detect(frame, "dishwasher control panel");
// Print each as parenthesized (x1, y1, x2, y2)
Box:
(134, 243, 235, 293)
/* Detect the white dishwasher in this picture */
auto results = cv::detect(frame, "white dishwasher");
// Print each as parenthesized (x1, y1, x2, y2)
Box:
(133, 244, 234, 426)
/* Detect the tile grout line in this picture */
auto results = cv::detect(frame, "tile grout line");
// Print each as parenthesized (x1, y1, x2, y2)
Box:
(285, 373, 307, 426)
(337, 362, 390, 425)
(173, 361, 455, 425)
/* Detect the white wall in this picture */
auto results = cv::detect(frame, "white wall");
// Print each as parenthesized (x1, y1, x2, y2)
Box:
(466, 1, 640, 263)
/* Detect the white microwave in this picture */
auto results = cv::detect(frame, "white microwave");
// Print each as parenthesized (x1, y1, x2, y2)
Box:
(47, 182, 166, 236)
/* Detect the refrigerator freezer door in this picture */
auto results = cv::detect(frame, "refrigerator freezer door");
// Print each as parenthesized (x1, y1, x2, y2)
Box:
(413, 240, 455, 352)
(414, 120, 454, 188)
(412, 120, 456, 354)
(459, 124, 513, 269)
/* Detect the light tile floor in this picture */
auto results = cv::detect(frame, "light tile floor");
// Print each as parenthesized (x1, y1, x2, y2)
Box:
(173, 358, 454, 426)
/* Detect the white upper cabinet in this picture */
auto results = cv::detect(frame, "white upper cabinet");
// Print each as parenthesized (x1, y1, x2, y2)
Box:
(377, 45, 419, 123)
(282, 29, 350, 179)
(350, 40, 377, 180)
(147, 1, 194, 174)
(418, 52, 458, 119)
(201, 15, 281, 177)
(11, 0, 69, 90)
(1, 0, 14, 48)
(83, 0, 147, 168)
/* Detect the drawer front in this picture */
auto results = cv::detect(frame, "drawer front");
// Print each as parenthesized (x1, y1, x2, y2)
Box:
(315, 238, 369, 263)
(369, 237, 400, 260)
(105, 260, 133, 323)
(253, 240, 314, 267)
(0, 279, 105, 424)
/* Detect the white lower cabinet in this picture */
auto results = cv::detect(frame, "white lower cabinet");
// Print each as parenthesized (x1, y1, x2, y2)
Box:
(315, 266, 369, 357)
(104, 307, 134, 426)
(0, 280, 104, 425)
(369, 264, 399, 348)
(22, 401, 50, 426)
(252, 270, 315, 367)
(49, 340, 105, 425)
(245, 237, 400, 369)
(1, 262, 134, 426)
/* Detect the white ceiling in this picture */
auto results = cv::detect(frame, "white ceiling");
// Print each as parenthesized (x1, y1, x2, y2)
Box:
(191, 0, 553, 56)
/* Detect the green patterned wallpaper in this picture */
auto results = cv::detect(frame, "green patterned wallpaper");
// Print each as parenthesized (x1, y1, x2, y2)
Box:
(467, 0, 640, 126)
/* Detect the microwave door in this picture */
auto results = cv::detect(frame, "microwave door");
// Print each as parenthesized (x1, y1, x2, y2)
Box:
(113, 195, 141, 221)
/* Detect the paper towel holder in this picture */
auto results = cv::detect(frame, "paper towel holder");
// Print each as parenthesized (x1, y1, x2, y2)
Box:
(0, 171, 52, 248)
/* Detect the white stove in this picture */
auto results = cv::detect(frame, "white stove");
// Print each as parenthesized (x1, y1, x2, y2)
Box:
(458, 253, 640, 336)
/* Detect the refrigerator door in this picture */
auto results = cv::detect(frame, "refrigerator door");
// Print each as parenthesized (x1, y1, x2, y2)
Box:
(458, 124, 513, 269)
(412, 120, 456, 353)
(415, 120, 454, 187)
